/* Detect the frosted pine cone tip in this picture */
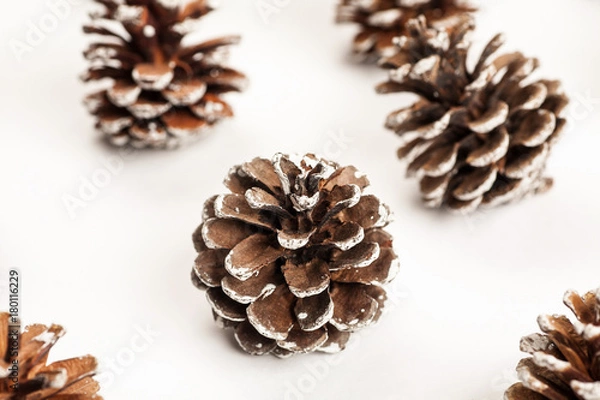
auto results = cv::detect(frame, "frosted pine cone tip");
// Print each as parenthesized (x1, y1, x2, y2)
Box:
(505, 288, 600, 400)
(192, 153, 400, 357)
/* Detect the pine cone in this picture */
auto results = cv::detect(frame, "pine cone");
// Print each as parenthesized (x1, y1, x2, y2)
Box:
(505, 288, 600, 400)
(0, 313, 102, 399)
(336, 0, 477, 63)
(377, 18, 569, 213)
(82, 0, 247, 149)
(191, 153, 400, 357)
(379, 15, 473, 69)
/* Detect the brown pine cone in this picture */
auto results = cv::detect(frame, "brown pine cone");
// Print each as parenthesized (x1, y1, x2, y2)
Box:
(0, 313, 102, 399)
(336, 0, 477, 63)
(379, 15, 473, 70)
(377, 18, 569, 213)
(191, 153, 400, 357)
(505, 288, 600, 400)
(82, 0, 247, 149)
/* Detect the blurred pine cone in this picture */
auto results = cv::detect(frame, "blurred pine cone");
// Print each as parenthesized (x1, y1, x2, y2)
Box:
(505, 288, 600, 400)
(82, 0, 247, 149)
(191, 153, 400, 357)
(0, 313, 102, 399)
(377, 18, 569, 213)
(336, 0, 477, 63)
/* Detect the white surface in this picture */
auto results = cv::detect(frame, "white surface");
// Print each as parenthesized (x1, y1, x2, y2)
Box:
(1, 1, 600, 399)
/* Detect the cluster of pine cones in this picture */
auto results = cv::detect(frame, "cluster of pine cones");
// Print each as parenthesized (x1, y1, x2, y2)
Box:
(336, 4, 595, 400)
(81, 0, 570, 215)
(337, 1, 569, 214)
(7, 1, 587, 399)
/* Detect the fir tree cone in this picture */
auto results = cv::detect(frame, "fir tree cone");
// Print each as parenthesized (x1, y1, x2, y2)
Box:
(191, 153, 400, 357)
(377, 18, 569, 213)
(505, 288, 600, 400)
(0, 313, 102, 399)
(82, 0, 247, 149)
(336, 0, 477, 63)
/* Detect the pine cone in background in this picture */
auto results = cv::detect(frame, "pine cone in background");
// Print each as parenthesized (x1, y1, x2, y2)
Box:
(336, 0, 477, 63)
(0, 313, 102, 399)
(379, 14, 473, 70)
(82, 0, 247, 149)
(377, 18, 569, 213)
(191, 153, 400, 357)
(505, 288, 600, 400)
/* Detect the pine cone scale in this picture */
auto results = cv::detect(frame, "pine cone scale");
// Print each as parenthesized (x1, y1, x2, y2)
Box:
(294, 291, 334, 331)
(281, 259, 330, 298)
(247, 285, 295, 341)
(330, 283, 379, 332)
(225, 234, 287, 281)
(214, 194, 277, 231)
(194, 250, 228, 287)
(221, 262, 280, 304)
(465, 128, 509, 167)
(277, 326, 329, 353)
(206, 287, 247, 322)
(234, 321, 276, 356)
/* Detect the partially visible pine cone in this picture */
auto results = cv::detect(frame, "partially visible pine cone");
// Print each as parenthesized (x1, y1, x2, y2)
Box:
(505, 288, 600, 400)
(377, 18, 569, 213)
(191, 153, 400, 357)
(0, 313, 102, 399)
(336, 0, 477, 63)
(379, 15, 473, 69)
(82, 0, 247, 149)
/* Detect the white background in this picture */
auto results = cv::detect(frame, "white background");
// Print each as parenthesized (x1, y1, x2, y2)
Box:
(1, 1, 599, 399)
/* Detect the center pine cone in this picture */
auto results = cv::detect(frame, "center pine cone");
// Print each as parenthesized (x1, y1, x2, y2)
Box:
(191, 154, 400, 357)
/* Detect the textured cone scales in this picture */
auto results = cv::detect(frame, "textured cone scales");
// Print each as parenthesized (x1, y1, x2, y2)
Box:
(191, 153, 400, 357)
(378, 18, 569, 213)
(336, 0, 477, 63)
(505, 288, 600, 400)
(82, 0, 247, 149)
(0, 313, 102, 399)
